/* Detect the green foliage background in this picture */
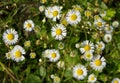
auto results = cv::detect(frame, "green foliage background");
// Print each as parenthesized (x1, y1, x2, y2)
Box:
(0, 0, 120, 83)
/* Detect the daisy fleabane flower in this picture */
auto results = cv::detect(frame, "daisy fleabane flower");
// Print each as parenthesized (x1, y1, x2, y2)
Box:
(83, 52, 93, 61)
(51, 6, 62, 21)
(96, 41, 105, 51)
(94, 18, 105, 30)
(73, 64, 87, 80)
(45, 7, 52, 18)
(23, 20, 34, 32)
(66, 9, 81, 25)
(3, 28, 18, 45)
(51, 24, 67, 40)
(80, 40, 94, 54)
(104, 25, 113, 34)
(88, 74, 97, 83)
(104, 34, 112, 43)
(48, 49, 60, 62)
(111, 78, 120, 83)
(11, 45, 26, 62)
(90, 55, 106, 71)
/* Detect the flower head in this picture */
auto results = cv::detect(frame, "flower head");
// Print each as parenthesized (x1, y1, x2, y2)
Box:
(3, 28, 18, 45)
(73, 64, 87, 80)
(66, 9, 81, 25)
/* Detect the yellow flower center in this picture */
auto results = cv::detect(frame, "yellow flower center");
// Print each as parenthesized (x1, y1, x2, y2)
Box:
(95, 59, 102, 66)
(41, 0, 47, 3)
(77, 69, 83, 75)
(114, 80, 119, 83)
(106, 27, 111, 31)
(90, 76, 95, 80)
(86, 53, 91, 58)
(98, 44, 102, 48)
(51, 53, 57, 58)
(70, 14, 77, 21)
(7, 34, 14, 40)
(52, 10, 58, 16)
(15, 50, 21, 58)
(56, 29, 62, 35)
(26, 23, 32, 28)
(84, 45, 91, 51)
(86, 11, 91, 17)
(97, 22, 102, 27)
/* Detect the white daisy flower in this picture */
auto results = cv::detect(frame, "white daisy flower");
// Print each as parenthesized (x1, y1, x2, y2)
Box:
(111, 78, 120, 83)
(96, 41, 105, 51)
(51, 24, 67, 40)
(48, 49, 60, 62)
(73, 64, 87, 80)
(6, 51, 12, 59)
(57, 61, 65, 69)
(3, 28, 18, 45)
(58, 42, 64, 49)
(84, 10, 92, 17)
(11, 45, 26, 62)
(112, 21, 119, 28)
(51, 6, 62, 21)
(42, 49, 51, 58)
(104, 34, 112, 43)
(100, 11, 106, 18)
(104, 25, 113, 33)
(94, 19, 105, 30)
(94, 15, 101, 20)
(88, 74, 97, 83)
(23, 20, 35, 32)
(80, 40, 94, 54)
(83, 52, 93, 61)
(66, 9, 81, 25)
(39, 5, 45, 12)
(45, 7, 52, 18)
(90, 55, 106, 71)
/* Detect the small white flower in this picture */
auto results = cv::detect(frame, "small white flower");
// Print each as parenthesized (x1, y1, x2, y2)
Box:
(66, 9, 81, 25)
(112, 21, 119, 28)
(111, 78, 120, 83)
(48, 49, 60, 62)
(90, 55, 106, 71)
(96, 41, 105, 51)
(94, 19, 105, 30)
(6, 51, 12, 59)
(23, 20, 35, 32)
(51, 6, 62, 21)
(39, 5, 45, 12)
(83, 52, 93, 61)
(73, 64, 87, 80)
(84, 10, 92, 17)
(80, 40, 94, 54)
(42, 49, 51, 58)
(11, 45, 26, 62)
(57, 61, 65, 69)
(75, 43, 80, 48)
(104, 25, 113, 33)
(94, 15, 101, 20)
(58, 42, 64, 49)
(39, 58, 42, 63)
(3, 28, 18, 45)
(104, 34, 112, 43)
(45, 7, 52, 18)
(51, 24, 67, 40)
(88, 74, 97, 83)
(100, 11, 106, 18)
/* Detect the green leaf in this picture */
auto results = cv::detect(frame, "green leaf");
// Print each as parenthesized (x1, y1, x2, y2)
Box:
(25, 74, 42, 83)
(40, 66, 46, 77)
(64, 69, 72, 78)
